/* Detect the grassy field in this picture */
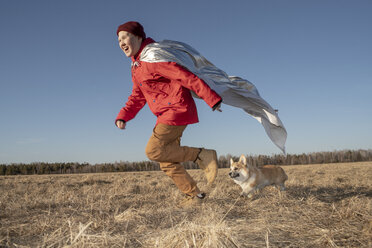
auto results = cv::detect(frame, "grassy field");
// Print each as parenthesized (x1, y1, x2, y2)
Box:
(0, 162, 371, 247)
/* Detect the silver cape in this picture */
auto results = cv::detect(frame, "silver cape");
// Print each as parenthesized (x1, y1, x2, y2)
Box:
(139, 40, 287, 153)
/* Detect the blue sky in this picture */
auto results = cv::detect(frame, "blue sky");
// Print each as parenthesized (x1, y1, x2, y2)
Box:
(1, 0, 371, 164)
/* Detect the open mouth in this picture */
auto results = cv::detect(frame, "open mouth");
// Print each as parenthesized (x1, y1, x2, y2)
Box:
(229, 172, 239, 178)
(121, 46, 129, 53)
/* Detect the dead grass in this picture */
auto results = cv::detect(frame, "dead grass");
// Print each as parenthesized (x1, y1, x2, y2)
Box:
(0, 162, 371, 247)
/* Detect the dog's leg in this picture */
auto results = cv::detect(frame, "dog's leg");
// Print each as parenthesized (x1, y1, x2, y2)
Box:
(247, 192, 254, 198)
(243, 187, 255, 199)
(279, 183, 286, 191)
(245, 190, 255, 199)
(240, 191, 254, 198)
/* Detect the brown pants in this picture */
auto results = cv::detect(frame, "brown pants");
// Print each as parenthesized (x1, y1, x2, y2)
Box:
(145, 123, 201, 196)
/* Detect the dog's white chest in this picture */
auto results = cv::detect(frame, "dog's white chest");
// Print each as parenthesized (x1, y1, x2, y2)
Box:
(235, 173, 256, 190)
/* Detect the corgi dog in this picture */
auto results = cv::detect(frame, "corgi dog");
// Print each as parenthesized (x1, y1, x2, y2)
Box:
(229, 155, 288, 198)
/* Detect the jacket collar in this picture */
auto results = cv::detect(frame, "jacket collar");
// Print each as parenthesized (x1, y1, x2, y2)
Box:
(131, 37, 155, 62)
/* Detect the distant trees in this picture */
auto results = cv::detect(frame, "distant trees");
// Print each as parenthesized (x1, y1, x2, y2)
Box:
(221, 149, 372, 167)
(0, 149, 371, 176)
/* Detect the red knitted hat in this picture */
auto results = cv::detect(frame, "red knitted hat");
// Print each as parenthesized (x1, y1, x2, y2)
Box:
(116, 21, 146, 39)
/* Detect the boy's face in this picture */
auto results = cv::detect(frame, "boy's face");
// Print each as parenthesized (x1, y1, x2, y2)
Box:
(118, 31, 142, 57)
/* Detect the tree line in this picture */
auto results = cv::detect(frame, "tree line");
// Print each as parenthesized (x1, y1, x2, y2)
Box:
(1, 149, 371, 176)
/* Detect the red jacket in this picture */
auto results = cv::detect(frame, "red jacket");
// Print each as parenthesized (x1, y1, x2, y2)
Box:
(116, 38, 222, 126)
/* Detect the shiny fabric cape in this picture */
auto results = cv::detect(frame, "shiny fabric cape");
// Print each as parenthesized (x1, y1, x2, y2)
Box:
(139, 40, 287, 153)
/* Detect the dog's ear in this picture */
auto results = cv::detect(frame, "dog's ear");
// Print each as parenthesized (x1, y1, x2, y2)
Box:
(230, 158, 234, 166)
(239, 154, 247, 166)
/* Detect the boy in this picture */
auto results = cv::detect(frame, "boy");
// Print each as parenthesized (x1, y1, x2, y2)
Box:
(115, 21, 222, 206)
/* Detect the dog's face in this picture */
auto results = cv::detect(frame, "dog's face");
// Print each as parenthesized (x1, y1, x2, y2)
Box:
(229, 155, 249, 182)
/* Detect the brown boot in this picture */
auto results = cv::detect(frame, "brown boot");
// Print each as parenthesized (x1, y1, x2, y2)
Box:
(178, 193, 206, 208)
(195, 149, 218, 185)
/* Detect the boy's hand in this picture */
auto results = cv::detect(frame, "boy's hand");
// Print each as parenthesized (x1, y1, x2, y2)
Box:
(116, 120, 126, 130)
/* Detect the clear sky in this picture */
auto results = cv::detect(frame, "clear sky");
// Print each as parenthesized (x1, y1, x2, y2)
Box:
(1, 0, 371, 164)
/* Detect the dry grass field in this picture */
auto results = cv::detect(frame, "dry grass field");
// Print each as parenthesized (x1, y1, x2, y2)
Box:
(0, 162, 371, 248)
